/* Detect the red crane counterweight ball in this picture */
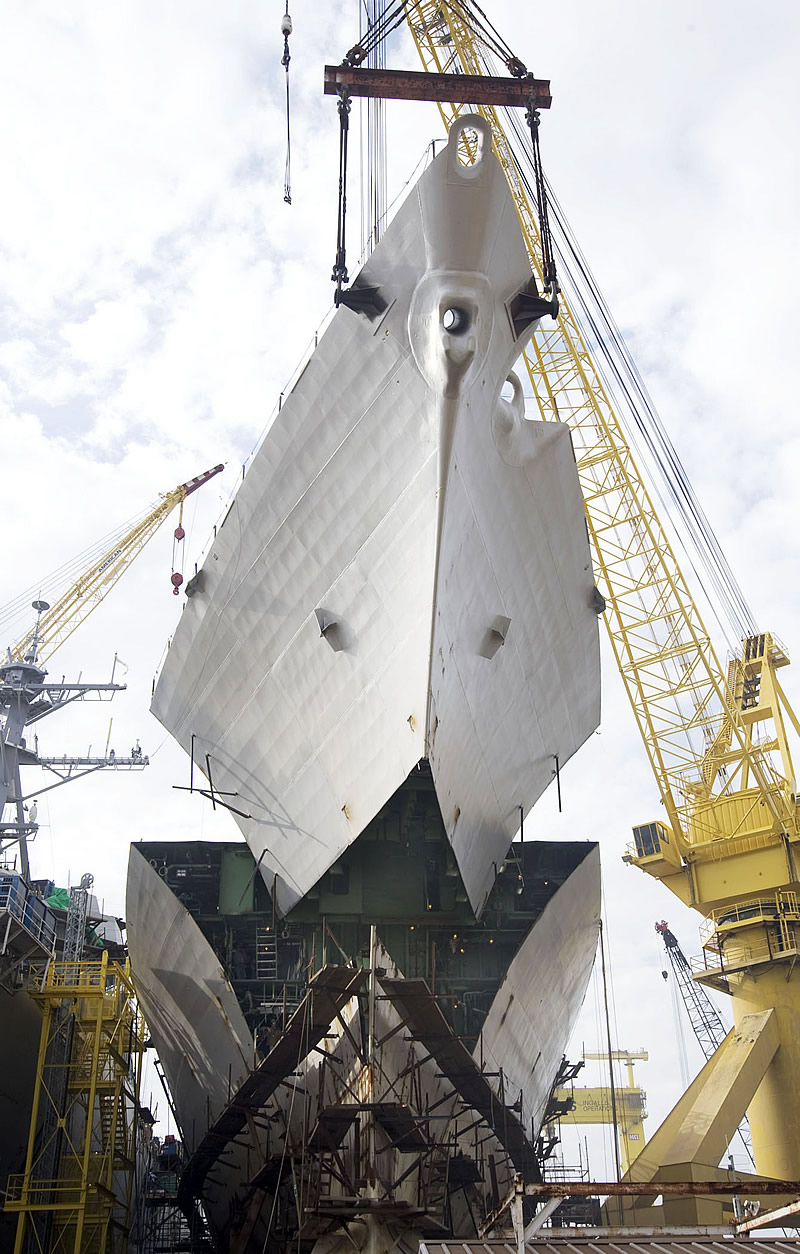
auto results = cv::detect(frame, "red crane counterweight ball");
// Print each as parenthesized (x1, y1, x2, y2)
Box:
(171, 572, 184, 595)
(174, 524, 186, 541)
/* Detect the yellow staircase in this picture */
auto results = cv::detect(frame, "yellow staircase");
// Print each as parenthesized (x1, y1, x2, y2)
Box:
(4, 953, 146, 1253)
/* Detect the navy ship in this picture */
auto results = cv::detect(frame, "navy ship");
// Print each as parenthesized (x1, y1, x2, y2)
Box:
(128, 116, 602, 1253)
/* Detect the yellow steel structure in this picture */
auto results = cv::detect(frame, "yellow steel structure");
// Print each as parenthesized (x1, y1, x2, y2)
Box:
(9, 464, 223, 667)
(404, 0, 800, 1179)
(605, 1010, 782, 1228)
(553, 1050, 649, 1172)
(4, 953, 147, 1253)
(555, 1084, 647, 1175)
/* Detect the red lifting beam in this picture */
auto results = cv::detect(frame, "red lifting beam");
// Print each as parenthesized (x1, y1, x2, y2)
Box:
(323, 65, 551, 109)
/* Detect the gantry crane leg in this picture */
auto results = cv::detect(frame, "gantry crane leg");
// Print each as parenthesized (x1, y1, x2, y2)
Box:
(731, 964, 800, 1178)
(605, 1010, 783, 1227)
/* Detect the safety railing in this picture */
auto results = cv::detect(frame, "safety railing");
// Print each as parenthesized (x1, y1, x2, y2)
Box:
(0, 874, 56, 954)
(700, 890, 800, 946)
(4, 1174, 116, 1211)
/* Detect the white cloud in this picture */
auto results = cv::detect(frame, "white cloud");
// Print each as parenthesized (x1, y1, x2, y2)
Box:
(62, 296, 152, 372)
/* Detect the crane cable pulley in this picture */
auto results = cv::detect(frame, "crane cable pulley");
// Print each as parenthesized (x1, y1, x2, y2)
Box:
(281, 4, 293, 204)
(345, 0, 526, 80)
(171, 503, 186, 595)
(442, 0, 529, 78)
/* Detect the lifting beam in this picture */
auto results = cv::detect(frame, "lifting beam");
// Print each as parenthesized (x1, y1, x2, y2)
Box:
(323, 65, 551, 108)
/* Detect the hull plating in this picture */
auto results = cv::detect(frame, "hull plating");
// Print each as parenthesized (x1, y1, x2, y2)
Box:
(151, 116, 600, 918)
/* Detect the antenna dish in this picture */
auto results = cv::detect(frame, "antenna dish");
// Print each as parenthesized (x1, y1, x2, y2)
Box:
(32, 600, 50, 613)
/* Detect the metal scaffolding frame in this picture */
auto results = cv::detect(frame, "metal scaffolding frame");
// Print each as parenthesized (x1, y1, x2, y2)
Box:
(4, 953, 146, 1253)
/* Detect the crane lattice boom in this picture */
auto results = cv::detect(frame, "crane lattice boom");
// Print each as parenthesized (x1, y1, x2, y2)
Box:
(8, 465, 223, 667)
(656, 920, 727, 1057)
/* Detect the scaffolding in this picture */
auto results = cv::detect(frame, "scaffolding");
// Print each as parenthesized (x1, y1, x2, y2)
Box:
(136, 1136, 213, 1254)
(4, 952, 146, 1253)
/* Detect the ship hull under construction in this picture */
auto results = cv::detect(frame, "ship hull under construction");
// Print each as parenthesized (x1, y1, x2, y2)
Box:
(133, 114, 603, 1250)
(150, 114, 601, 921)
(127, 827, 600, 1252)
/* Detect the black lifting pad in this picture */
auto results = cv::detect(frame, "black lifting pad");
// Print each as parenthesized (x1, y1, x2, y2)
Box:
(335, 284, 387, 319)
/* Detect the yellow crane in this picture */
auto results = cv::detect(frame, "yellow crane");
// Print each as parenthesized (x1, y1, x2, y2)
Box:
(8, 464, 224, 667)
(402, 0, 800, 1181)
(553, 1050, 649, 1174)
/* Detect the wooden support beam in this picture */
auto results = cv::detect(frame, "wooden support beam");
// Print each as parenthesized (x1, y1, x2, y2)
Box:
(323, 65, 551, 108)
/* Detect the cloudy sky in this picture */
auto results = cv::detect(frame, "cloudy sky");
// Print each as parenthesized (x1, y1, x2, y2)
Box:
(2, 0, 799, 1167)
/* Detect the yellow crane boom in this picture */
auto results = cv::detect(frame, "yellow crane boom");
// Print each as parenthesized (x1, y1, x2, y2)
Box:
(8, 464, 223, 667)
(403, 0, 800, 1179)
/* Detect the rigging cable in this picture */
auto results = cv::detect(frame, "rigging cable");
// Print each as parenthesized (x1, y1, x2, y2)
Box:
(0, 507, 151, 637)
(598, 918, 622, 1182)
(343, 0, 407, 64)
(439, 0, 529, 77)
(359, 0, 389, 257)
(538, 159, 756, 641)
(331, 85, 352, 298)
(280, 4, 293, 204)
(525, 97, 558, 300)
(170, 503, 186, 595)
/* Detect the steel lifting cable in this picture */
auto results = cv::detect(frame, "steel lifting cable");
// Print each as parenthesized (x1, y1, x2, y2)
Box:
(170, 502, 186, 595)
(540, 173, 757, 641)
(331, 86, 352, 297)
(344, 0, 407, 64)
(361, 2, 389, 255)
(525, 98, 558, 298)
(439, 0, 529, 77)
(280, 4, 293, 204)
(0, 512, 148, 631)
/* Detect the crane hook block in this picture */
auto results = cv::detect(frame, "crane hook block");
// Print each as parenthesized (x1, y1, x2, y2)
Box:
(174, 524, 186, 541)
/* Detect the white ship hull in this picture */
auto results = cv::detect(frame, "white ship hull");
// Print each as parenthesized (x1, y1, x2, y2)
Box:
(137, 113, 603, 1251)
(125, 844, 254, 1146)
(151, 115, 600, 919)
